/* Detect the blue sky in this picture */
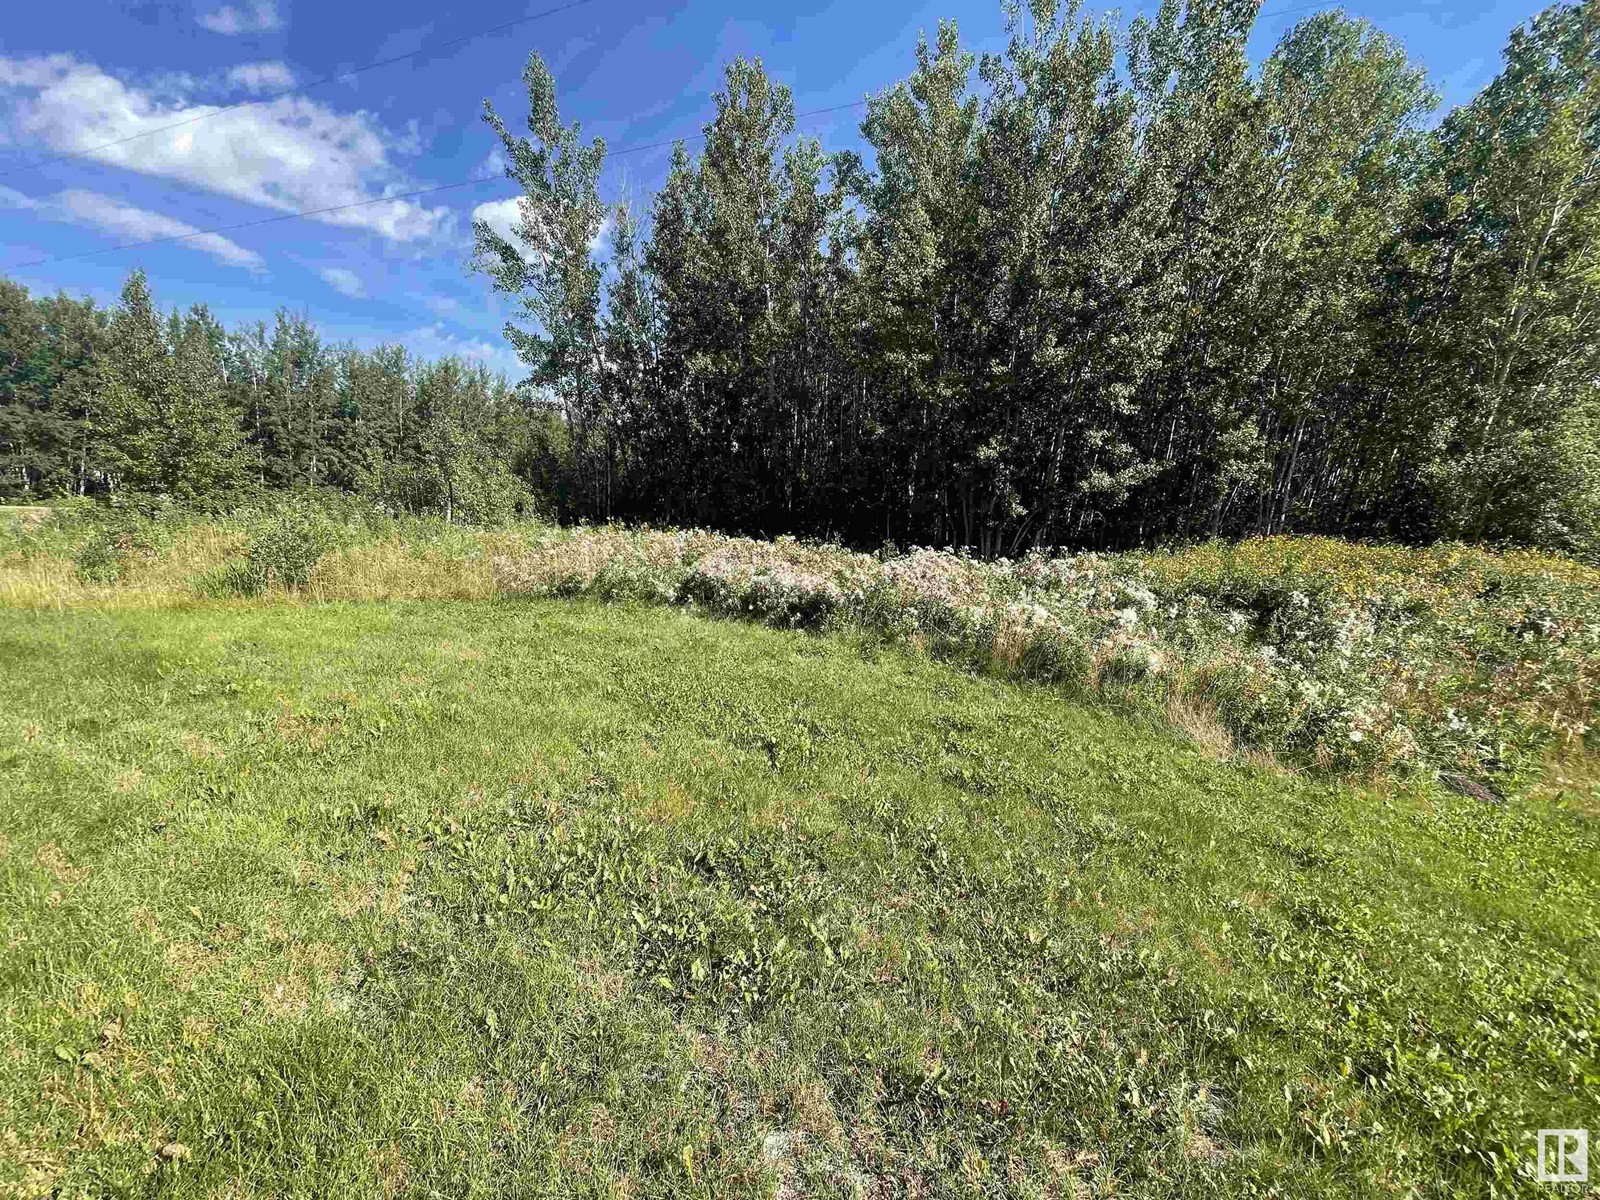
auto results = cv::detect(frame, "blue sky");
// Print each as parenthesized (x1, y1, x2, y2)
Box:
(0, 0, 1548, 377)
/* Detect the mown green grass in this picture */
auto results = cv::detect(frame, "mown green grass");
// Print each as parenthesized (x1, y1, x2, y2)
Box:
(1, 599, 1595, 1198)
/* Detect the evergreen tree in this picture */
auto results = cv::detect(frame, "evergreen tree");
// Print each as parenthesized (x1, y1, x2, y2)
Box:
(95, 271, 245, 503)
(0, 280, 45, 499)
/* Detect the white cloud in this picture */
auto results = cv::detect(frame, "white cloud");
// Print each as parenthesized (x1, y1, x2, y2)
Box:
(2, 185, 263, 271)
(199, 2, 280, 35)
(225, 61, 293, 93)
(406, 323, 524, 380)
(473, 195, 609, 259)
(422, 293, 463, 319)
(319, 265, 364, 297)
(472, 196, 527, 249)
(0, 54, 447, 243)
(479, 145, 509, 177)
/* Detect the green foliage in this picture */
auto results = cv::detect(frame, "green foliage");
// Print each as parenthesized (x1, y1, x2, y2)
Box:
(94, 273, 247, 505)
(1363, 0, 1600, 559)
(0, 280, 107, 501)
(464, 0, 1597, 557)
(1016, 621, 1094, 690)
(71, 525, 137, 584)
(475, 53, 612, 519)
(357, 436, 537, 527)
(243, 507, 338, 591)
(193, 556, 267, 599)
(1, 277, 551, 525)
(3, 0, 1597, 555)
(194, 504, 340, 596)
(66, 499, 174, 584)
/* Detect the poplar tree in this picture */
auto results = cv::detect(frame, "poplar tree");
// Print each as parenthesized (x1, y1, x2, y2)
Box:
(475, 52, 610, 516)
(1409, 0, 1600, 551)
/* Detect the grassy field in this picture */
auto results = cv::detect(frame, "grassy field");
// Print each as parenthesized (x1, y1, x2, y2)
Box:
(1, 596, 1595, 1197)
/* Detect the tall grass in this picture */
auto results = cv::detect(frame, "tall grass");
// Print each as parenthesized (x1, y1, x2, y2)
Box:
(3, 503, 1596, 794)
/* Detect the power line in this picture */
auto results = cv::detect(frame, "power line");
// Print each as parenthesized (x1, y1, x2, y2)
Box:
(596, 100, 871, 164)
(0, 0, 1336, 185)
(0, 0, 599, 181)
(7, 100, 873, 270)
(1251, 1, 1350, 25)
(1126, 1, 1359, 25)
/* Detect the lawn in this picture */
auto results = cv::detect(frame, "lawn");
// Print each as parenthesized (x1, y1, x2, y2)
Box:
(1, 598, 1595, 1197)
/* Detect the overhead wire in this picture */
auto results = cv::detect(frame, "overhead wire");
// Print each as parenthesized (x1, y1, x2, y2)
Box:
(7, 100, 872, 269)
(3, 0, 1392, 271)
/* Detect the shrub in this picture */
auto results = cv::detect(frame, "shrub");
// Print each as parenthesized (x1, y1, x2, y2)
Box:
(1020, 627, 1092, 690)
(677, 541, 864, 631)
(253, 509, 339, 590)
(205, 507, 340, 595)
(70, 503, 171, 584)
(73, 526, 135, 584)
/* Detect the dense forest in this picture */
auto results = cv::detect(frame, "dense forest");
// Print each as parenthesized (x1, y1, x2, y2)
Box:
(0, 274, 547, 523)
(3, 0, 1597, 557)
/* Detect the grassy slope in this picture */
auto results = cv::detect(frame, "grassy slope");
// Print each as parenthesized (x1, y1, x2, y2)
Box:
(0, 599, 1595, 1198)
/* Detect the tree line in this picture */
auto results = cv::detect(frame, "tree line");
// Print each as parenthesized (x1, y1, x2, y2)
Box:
(3, 0, 1596, 559)
(0, 272, 550, 522)
(480, 0, 1599, 557)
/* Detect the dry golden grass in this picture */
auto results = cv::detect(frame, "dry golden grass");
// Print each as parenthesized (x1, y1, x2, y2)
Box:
(0, 525, 242, 608)
(0, 558, 196, 608)
(1165, 692, 1237, 761)
(1531, 745, 1600, 815)
(0, 527, 525, 608)
(987, 609, 1032, 672)
(306, 540, 500, 602)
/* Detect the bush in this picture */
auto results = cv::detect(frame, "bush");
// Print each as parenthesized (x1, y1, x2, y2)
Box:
(73, 526, 135, 584)
(202, 507, 340, 595)
(70, 502, 172, 584)
(247, 509, 336, 590)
